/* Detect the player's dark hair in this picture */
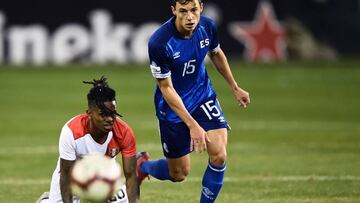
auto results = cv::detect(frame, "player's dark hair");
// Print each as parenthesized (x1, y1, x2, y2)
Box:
(83, 76, 121, 117)
(171, 0, 202, 7)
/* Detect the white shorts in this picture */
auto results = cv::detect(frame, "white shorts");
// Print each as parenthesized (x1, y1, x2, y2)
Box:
(38, 185, 128, 203)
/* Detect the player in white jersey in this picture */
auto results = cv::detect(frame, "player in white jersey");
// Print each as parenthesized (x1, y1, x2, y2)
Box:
(37, 76, 139, 203)
(137, 0, 250, 202)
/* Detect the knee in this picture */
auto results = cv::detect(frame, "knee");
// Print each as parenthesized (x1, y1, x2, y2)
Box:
(169, 167, 190, 182)
(209, 151, 227, 167)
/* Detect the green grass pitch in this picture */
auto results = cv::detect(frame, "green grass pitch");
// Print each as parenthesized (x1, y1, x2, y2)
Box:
(0, 60, 359, 202)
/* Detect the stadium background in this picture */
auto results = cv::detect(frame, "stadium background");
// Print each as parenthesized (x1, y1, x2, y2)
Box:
(0, 0, 359, 202)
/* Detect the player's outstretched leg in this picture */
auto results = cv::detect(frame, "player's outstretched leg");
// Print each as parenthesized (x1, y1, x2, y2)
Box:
(136, 152, 151, 185)
(137, 152, 172, 182)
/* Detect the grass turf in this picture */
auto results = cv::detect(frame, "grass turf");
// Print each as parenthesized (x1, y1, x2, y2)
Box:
(0, 60, 359, 202)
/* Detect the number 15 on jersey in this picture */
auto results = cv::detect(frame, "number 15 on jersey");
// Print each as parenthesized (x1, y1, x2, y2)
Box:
(182, 59, 196, 77)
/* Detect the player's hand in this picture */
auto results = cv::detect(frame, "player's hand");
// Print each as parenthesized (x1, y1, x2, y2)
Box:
(233, 86, 250, 108)
(189, 124, 210, 153)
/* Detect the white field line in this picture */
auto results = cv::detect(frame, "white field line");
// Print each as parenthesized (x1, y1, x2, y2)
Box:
(0, 146, 59, 155)
(0, 144, 164, 155)
(1, 176, 360, 185)
(0, 143, 261, 155)
(137, 120, 360, 131)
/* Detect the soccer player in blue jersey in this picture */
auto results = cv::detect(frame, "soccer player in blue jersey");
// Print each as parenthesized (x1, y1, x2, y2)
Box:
(137, 0, 250, 202)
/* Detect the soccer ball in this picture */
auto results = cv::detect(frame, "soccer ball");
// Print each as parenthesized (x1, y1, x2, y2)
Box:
(70, 154, 122, 202)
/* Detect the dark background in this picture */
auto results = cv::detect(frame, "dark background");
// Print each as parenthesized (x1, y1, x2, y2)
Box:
(0, 0, 359, 58)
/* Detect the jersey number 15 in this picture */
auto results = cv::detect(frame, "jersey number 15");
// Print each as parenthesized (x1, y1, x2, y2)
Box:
(182, 59, 196, 77)
(200, 100, 221, 120)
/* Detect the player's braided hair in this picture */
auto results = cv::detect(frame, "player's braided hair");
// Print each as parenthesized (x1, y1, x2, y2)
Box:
(83, 76, 121, 117)
(171, 0, 202, 6)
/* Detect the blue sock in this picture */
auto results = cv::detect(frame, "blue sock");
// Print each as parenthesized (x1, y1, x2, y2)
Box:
(200, 162, 226, 203)
(140, 158, 172, 181)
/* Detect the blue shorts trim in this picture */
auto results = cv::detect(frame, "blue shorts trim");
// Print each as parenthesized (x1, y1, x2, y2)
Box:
(158, 96, 228, 158)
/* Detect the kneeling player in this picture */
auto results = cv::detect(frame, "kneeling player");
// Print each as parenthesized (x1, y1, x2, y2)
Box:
(37, 76, 138, 203)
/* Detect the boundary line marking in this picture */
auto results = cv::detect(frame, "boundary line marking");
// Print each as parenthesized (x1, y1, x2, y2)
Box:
(0, 144, 164, 155)
(1, 176, 359, 185)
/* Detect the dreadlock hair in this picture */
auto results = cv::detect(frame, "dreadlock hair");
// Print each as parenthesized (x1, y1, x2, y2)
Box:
(83, 76, 121, 117)
(171, 0, 202, 7)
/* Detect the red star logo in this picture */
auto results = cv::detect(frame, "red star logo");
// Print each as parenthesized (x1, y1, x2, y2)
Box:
(228, 1, 287, 62)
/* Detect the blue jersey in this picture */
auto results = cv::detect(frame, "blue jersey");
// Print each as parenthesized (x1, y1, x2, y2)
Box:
(148, 16, 220, 123)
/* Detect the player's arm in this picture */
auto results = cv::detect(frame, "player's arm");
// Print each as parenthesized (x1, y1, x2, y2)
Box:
(208, 48, 250, 107)
(157, 77, 210, 152)
(60, 158, 75, 203)
(122, 155, 139, 203)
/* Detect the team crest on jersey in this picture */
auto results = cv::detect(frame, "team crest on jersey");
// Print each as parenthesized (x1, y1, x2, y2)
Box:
(107, 148, 120, 157)
(173, 51, 181, 59)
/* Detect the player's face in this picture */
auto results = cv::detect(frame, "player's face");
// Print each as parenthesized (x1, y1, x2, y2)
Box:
(88, 101, 116, 134)
(172, 0, 203, 37)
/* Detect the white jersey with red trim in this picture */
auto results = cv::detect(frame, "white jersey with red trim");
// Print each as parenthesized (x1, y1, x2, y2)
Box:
(48, 114, 136, 203)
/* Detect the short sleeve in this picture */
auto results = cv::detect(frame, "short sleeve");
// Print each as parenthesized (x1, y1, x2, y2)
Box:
(59, 125, 76, 160)
(120, 127, 137, 157)
(148, 41, 172, 79)
(208, 20, 220, 53)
